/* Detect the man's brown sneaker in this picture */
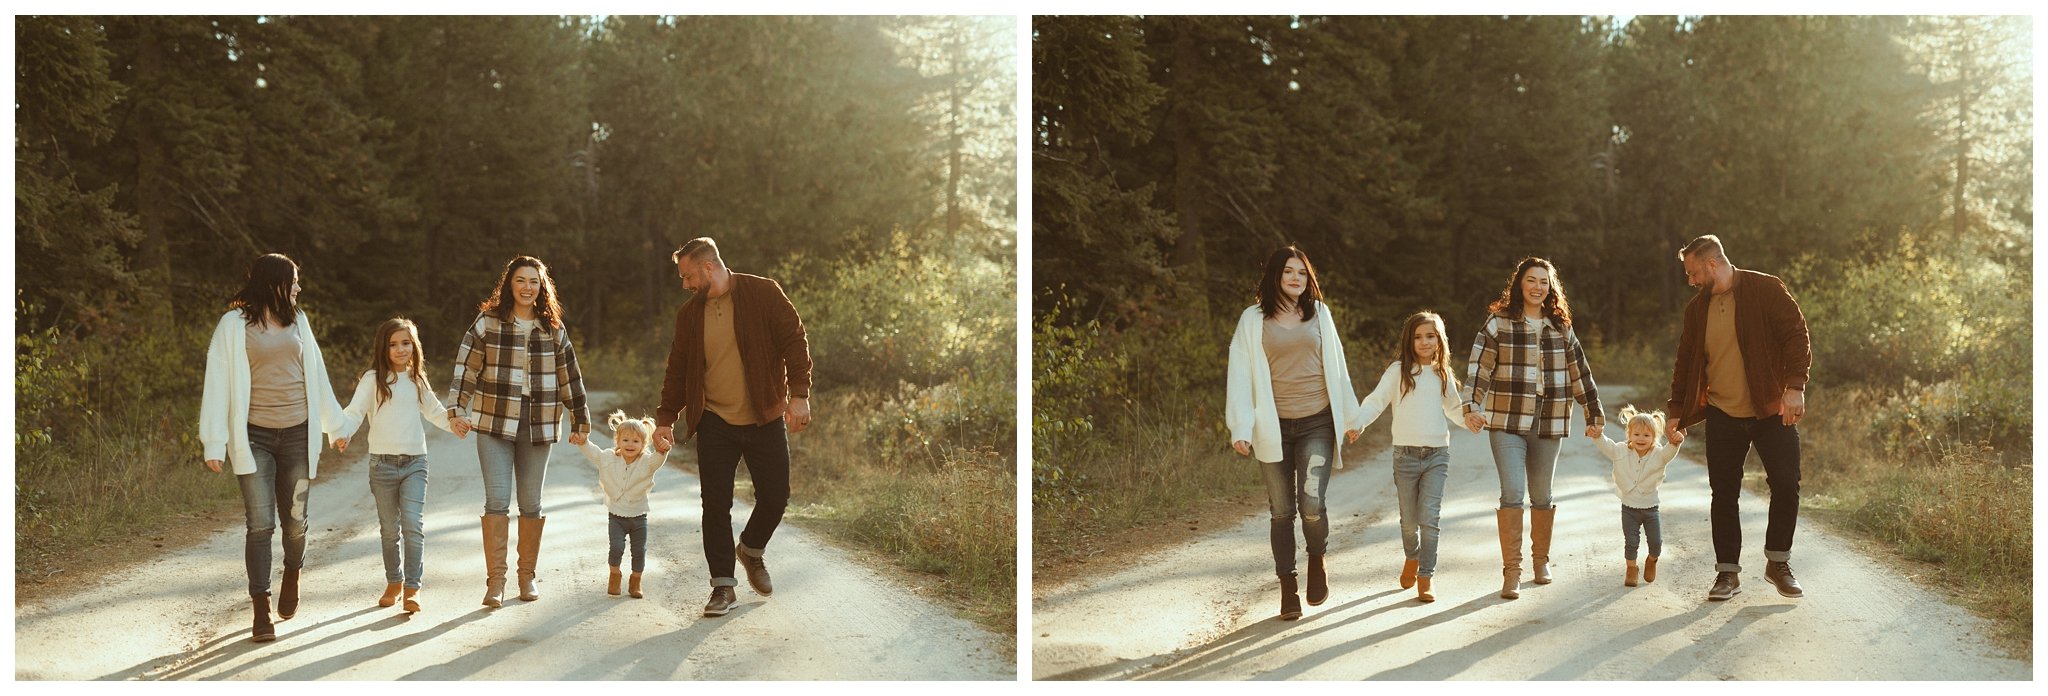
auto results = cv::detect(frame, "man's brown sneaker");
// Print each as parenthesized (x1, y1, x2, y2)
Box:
(1764, 561, 1804, 598)
(1707, 571, 1741, 601)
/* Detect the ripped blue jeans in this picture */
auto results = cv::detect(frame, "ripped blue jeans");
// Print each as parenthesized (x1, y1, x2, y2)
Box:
(239, 421, 311, 598)
(1261, 406, 1335, 578)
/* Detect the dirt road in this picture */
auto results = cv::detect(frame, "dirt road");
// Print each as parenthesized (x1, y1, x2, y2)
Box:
(1033, 407, 2028, 680)
(15, 394, 1011, 680)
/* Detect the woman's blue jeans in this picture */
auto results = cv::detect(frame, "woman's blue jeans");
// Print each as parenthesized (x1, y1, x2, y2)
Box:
(369, 453, 430, 588)
(239, 421, 310, 598)
(1393, 445, 1451, 577)
(1488, 430, 1562, 510)
(476, 401, 551, 518)
(1261, 406, 1335, 578)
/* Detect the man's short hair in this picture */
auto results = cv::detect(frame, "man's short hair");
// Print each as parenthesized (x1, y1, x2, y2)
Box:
(1678, 235, 1728, 264)
(673, 237, 722, 266)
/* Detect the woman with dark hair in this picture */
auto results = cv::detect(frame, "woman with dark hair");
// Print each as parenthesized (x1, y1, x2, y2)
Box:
(198, 253, 351, 642)
(448, 256, 592, 607)
(1460, 257, 1605, 600)
(1224, 245, 1366, 621)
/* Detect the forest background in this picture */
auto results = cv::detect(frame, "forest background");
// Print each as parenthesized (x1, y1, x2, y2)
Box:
(1032, 15, 2031, 648)
(15, 15, 1018, 631)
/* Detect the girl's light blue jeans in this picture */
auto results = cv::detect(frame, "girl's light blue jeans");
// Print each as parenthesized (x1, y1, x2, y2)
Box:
(369, 453, 430, 588)
(1393, 445, 1451, 577)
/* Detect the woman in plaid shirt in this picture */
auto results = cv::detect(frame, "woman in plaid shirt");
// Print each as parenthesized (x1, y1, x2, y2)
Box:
(447, 256, 593, 608)
(1461, 257, 1605, 600)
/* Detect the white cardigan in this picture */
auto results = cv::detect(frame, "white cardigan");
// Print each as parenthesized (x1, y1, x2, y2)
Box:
(1593, 436, 1678, 509)
(1226, 302, 1366, 468)
(198, 309, 349, 478)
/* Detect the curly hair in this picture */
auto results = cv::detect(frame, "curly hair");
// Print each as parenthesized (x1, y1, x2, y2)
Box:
(1485, 256, 1573, 327)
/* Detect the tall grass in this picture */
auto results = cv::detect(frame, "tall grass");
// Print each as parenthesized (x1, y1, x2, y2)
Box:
(13, 405, 251, 582)
(1798, 388, 2032, 651)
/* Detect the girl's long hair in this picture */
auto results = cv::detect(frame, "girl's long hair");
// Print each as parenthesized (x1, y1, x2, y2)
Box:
(369, 318, 431, 408)
(479, 255, 565, 330)
(1485, 256, 1574, 327)
(1398, 311, 1456, 398)
(229, 253, 299, 327)
(1256, 245, 1323, 321)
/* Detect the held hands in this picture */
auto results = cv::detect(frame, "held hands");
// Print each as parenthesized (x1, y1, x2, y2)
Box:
(568, 431, 588, 446)
(450, 415, 474, 438)
(1781, 388, 1806, 425)
(789, 397, 812, 434)
(205, 459, 224, 473)
(1666, 421, 1686, 445)
(1585, 424, 1601, 439)
(1231, 440, 1251, 456)
(334, 437, 349, 453)
(653, 425, 675, 453)
(1345, 428, 1361, 444)
(1463, 411, 1486, 434)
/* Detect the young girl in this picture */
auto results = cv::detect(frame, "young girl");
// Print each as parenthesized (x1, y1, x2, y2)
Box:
(1592, 405, 1679, 587)
(579, 411, 669, 598)
(334, 318, 462, 614)
(1346, 312, 1481, 602)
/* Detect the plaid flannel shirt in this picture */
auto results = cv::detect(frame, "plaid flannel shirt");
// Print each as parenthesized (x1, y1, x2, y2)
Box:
(1462, 312, 1604, 438)
(447, 312, 591, 443)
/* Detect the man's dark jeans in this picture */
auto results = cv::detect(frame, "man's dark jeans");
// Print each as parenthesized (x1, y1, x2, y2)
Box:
(697, 412, 790, 586)
(1704, 406, 1801, 572)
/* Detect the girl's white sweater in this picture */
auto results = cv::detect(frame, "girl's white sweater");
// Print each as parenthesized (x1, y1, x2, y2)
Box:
(1593, 436, 1678, 509)
(198, 309, 348, 478)
(1355, 362, 1469, 447)
(337, 369, 456, 456)
(578, 440, 668, 517)
(1226, 303, 1366, 468)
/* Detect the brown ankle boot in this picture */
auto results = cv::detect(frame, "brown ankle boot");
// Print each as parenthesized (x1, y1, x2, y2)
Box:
(1496, 508, 1523, 599)
(1625, 560, 1640, 587)
(516, 516, 546, 601)
(278, 568, 301, 619)
(1306, 554, 1328, 606)
(1644, 556, 1658, 583)
(1400, 558, 1419, 589)
(1416, 576, 1435, 603)
(481, 514, 509, 608)
(1278, 573, 1303, 621)
(1529, 506, 1556, 585)
(629, 572, 644, 599)
(380, 582, 403, 607)
(608, 566, 623, 596)
(251, 595, 277, 643)
(402, 587, 421, 614)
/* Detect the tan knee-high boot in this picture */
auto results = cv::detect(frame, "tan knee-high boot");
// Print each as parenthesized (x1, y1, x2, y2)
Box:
(516, 516, 546, 601)
(481, 514, 509, 607)
(1497, 508, 1524, 599)
(1530, 506, 1557, 585)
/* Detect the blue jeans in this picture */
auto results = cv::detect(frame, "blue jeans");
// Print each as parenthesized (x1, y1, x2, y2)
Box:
(1622, 505, 1662, 560)
(477, 400, 551, 518)
(1261, 406, 1334, 578)
(369, 453, 430, 588)
(609, 513, 649, 572)
(1393, 445, 1451, 577)
(1488, 430, 1562, 509)
(239, 421, 311, 598)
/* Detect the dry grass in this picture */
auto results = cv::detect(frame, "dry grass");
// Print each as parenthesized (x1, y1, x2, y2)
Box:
(784, 391, 1016, 635)
(12, 405, 357, 592)
(1795, 389, 2032, 655)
